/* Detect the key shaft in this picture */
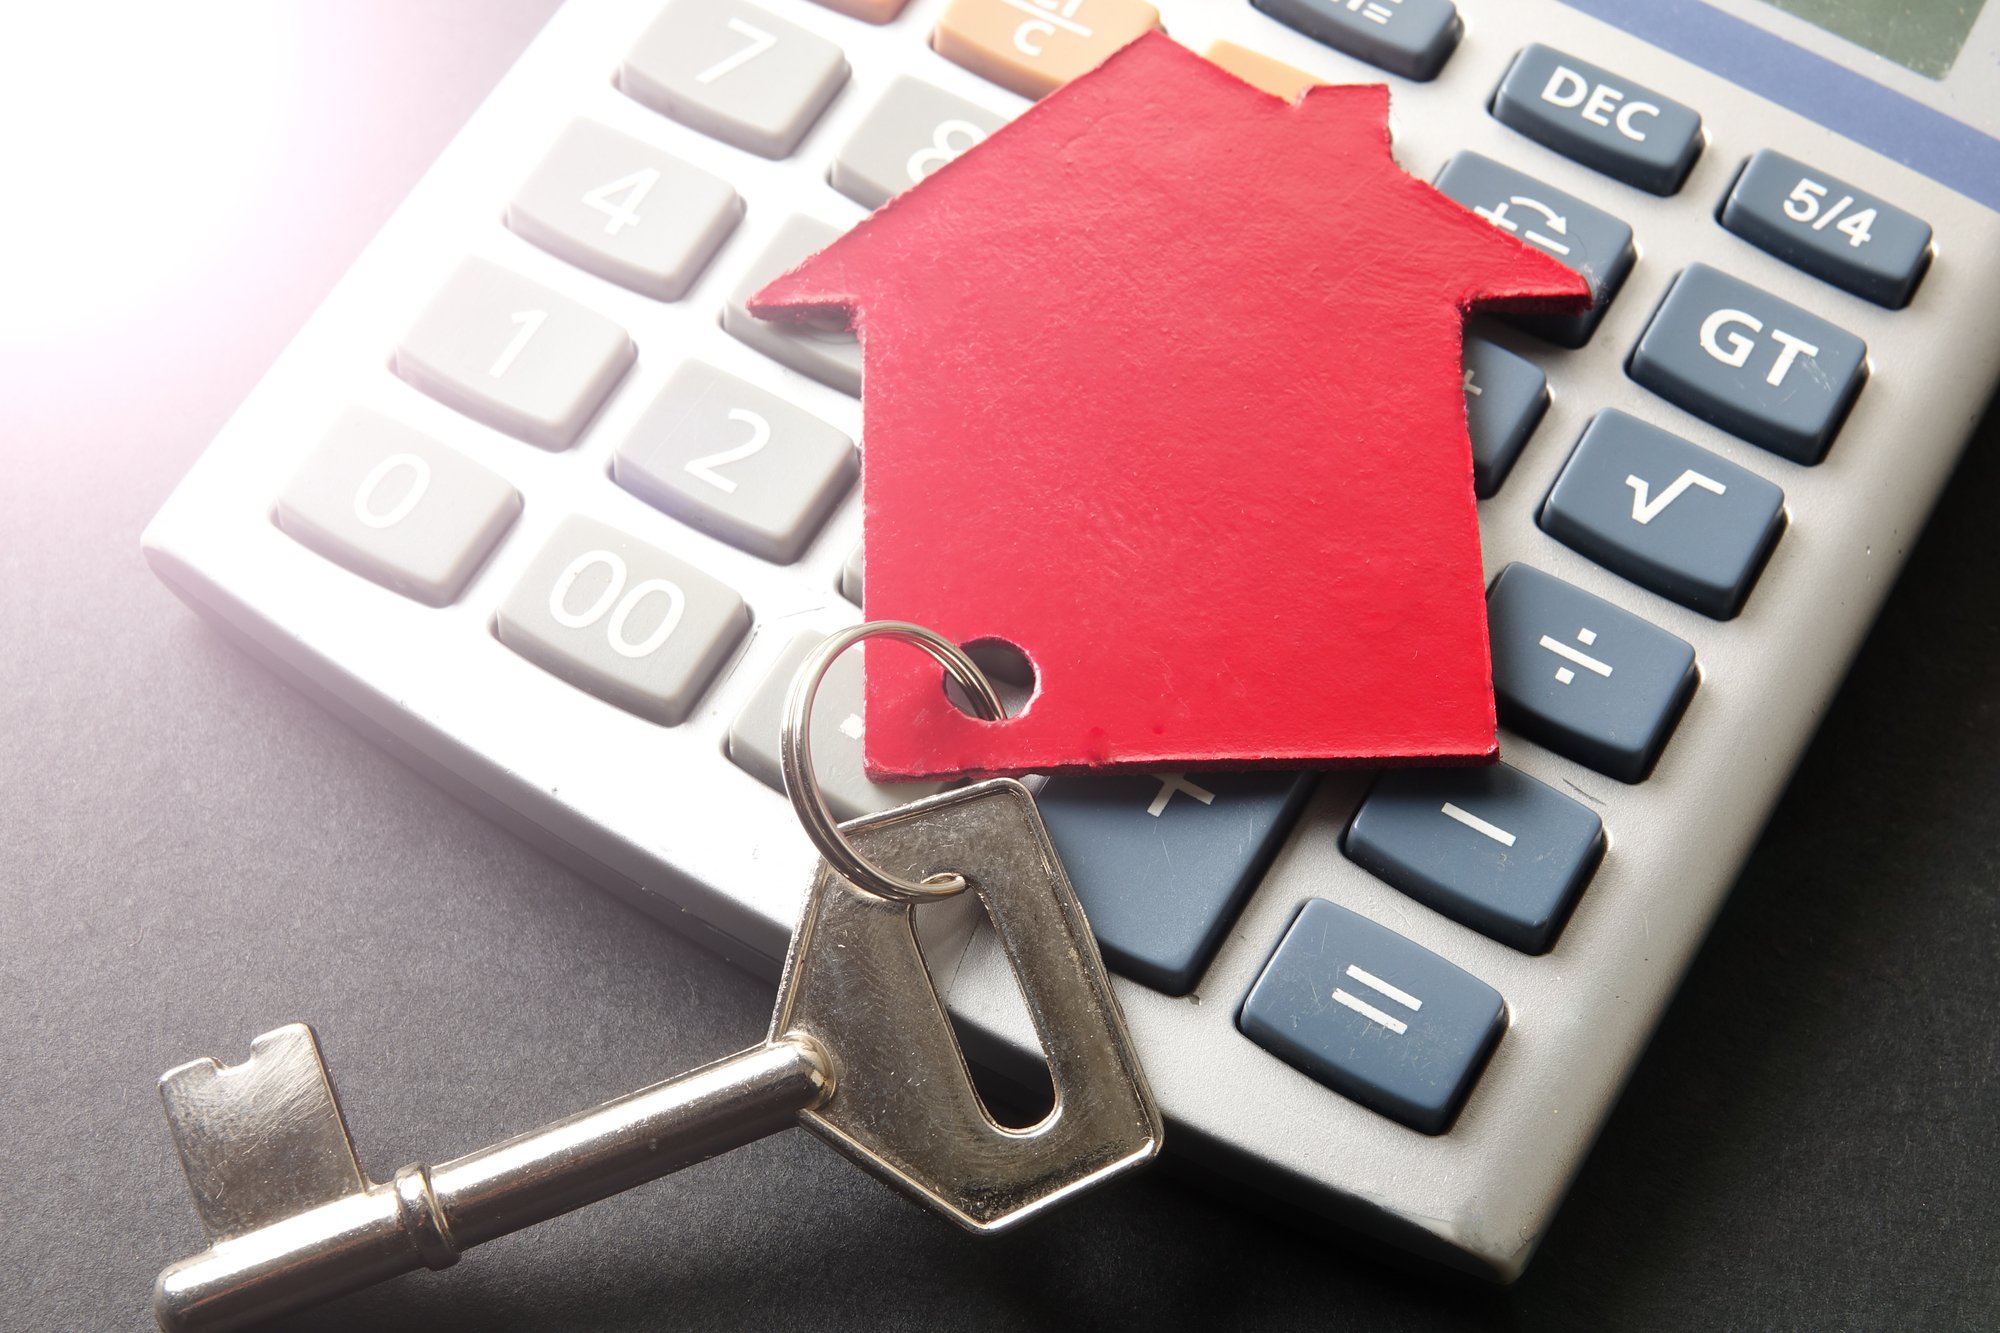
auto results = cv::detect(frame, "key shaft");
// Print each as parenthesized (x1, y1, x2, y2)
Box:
(155, 1038, 830, 1333)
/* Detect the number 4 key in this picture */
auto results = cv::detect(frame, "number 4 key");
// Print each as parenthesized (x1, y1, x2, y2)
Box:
(150, 626, 1161, 1331)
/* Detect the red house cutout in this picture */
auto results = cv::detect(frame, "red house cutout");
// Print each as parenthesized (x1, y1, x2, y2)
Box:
(753, 33, 1589, 781)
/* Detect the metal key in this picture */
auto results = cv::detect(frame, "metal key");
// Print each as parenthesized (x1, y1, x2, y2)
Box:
(152, 625, 1161, 1331)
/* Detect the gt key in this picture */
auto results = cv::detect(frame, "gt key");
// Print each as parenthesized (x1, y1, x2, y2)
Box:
(151, 626, 1160, 1332)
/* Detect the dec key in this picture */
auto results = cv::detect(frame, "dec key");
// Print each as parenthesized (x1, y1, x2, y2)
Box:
(1492, 44, 1702, 195)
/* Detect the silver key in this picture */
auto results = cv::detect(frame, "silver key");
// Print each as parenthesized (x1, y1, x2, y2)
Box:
(151, 625, 1160, 1332)
(721, 214, 861, 395)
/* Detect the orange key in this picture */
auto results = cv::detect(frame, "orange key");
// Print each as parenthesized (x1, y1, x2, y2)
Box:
(808, 0, 913, 20)
(934, 0, 1162, 100)
(1204, 39, 1320, 102)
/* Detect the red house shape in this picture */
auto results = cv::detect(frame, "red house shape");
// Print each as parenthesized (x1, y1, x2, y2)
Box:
(754, 33, 1589, 781)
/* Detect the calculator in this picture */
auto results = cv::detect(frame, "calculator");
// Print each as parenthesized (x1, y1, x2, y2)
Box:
(140, 0, 2000, 1280)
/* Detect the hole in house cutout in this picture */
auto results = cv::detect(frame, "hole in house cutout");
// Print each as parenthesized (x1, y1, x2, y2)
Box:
(942, 637, 1038, 721)
(913, 886, 1057, 1132)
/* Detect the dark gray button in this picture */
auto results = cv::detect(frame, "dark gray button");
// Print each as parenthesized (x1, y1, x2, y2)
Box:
(1239, 899, 1505, 1134)
(1434, 153, 1636, 347)
(1487, 564, 1696, 783)
(1492, 44, 1702, 195)
(1629, 263, 1867, 464)
(1346, 764, 1604, 953)
(1251, 0, 1461, 81)
(1541, 410, 1784, 618)
(1720, 150, 1932, 308)
(1037, 771, 1315, 995)
(1463, 338, 1547, 496)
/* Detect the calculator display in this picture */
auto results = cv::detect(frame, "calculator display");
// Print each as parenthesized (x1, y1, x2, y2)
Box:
(1757, 0, 1982, 77)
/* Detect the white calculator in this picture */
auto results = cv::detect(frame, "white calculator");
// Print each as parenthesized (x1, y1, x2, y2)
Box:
(141, 0, 2000, 1279)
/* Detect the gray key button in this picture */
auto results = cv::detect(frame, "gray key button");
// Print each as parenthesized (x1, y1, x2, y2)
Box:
(1488, 563, 1696, 783)
(1346, 764, 1604, 954)
(831, 77, 1006, 211)
(839, 544, 863, 604)
(1463, 337, 1548, 496)
(506, 120, 743, 301)
(613, 361, 856, 563)
(276, 409, 521, 606)
(726, 632, 949, 820)
(619, 0, 848, 159)
(722, 215, 861, 395)
(1434, 153, 1636, 347)
(496, 515, 749, 724)
(394, 259, 634, 451)
(1251, 0, 1461, 82)
(1541, 410, 1784, 619)
(1492, 44, 1702, 195)
(1038, 771, 1316, 995)
(1629, 263, 1867, 464)
(1239, 899, 1505, 1134)
(1720, 150, 1932, 308)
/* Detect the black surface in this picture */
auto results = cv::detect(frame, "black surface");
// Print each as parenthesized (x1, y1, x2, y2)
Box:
(1, 5, 1995, 1329)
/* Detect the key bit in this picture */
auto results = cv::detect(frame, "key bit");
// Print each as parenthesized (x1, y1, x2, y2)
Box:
(152, 781, 1161, 1332)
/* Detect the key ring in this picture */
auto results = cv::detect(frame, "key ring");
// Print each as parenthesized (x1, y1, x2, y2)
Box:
(781, 621, 1007, 903)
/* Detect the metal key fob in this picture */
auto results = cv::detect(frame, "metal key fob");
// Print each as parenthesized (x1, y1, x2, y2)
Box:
(152, 623, 1161, 1331)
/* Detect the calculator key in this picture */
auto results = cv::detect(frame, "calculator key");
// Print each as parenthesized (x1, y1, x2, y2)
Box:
(1250, 0, 1461, 82)
(1346, 764, 1604, 954)
(1720, 150, 1932, 308)
(1203, 40, 1318, 101)
(619, 0, 848, 159)
(1433, 153, 1636, 347)
(276, 409, 521, 607)
(721, 216, 862, 395)
(1491, 44, 1702, 196)
(1239, 899, 1505, 1134)
(1463, 337, 1548, 498)
(1037, 771, 1315, 995)
(506, 120, 743, 301)
(393, 259, 634, 451)
(830, 77, 1008, 211)
(1629, 263, 1867, 465)
(496, 515, 749, 725)
(933, 0, 1161, 100)
(1487, 564, 1696, 783)
(613, 361, 857, 563)
(808, 0, 912, 19)
(1541, 410, 1784, 619)
(727, 632, 949, 820)
(839, 544, 863, 604)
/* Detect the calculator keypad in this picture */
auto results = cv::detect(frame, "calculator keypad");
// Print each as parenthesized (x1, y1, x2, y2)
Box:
(1487, 564, 1698, 783)
(933, 0, 1161, 100)
(394, 259, 635, 451)
(1463, 337, 1549, 497)
(1251, 0, 1461, 82)
(277, 410, 521, 607)
(506, 120, 743, 301)
(1346, 763, 1604, 954)
(1491, 44, 1702, 196)
(1719, 150, 1932, 308)
(1541, 410, 1785, 619)
(1433, 153, 1636, 348)
(1240, 899, 1506, 1135)
(1629, 263, 1867, 464)
(722, 216, 863, 395)
(727, 632, 949, 819)
(613, 361, 857, 563)
(619, 0, 849, 159)
(496, 515, 750, 725)
(1036, 771, 1316, 995)
(830, 77, 1008, 211)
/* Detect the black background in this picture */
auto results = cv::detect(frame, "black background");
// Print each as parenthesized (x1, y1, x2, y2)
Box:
(2, 3, 1994, 1328)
